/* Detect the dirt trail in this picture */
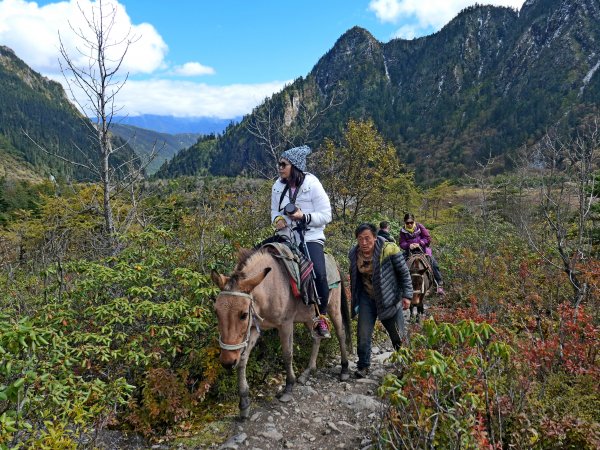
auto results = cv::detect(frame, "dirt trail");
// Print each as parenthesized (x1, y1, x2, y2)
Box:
(215, 336, 398, 450)
(94, 318, 412, 450)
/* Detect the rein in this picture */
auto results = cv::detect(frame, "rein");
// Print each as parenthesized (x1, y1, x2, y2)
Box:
(217, 290, 263, 353)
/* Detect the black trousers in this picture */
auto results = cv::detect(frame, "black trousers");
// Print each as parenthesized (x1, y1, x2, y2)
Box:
(303, 241, 329, 315)
(430, 255, 443, 285)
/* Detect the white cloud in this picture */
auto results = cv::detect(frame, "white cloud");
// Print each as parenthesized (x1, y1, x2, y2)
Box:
(369, 0, 526, 38)
(172, 62, 216, 77)
(117, 79, 290, 119)
(0, 0, 168, 75)
(369, 0, 404, 23)
(392, 24, 420, 40)
(0, 0, 259, 118)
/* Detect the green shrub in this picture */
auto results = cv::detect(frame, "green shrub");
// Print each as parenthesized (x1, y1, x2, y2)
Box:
(0, 227, 218, 446)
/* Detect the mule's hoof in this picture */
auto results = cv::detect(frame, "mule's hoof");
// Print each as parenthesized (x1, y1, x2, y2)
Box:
(298, 369, 312, 385)
(278, 392, 293, 403)
(340, 372, 350, 382)
(238, 407, 250, 421)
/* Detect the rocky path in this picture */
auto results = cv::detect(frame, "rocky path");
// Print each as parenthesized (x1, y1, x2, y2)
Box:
(216, 339, 398, 450)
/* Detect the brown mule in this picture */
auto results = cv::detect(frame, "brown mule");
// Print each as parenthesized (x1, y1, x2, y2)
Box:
(406, 251, 434, 322)
(211, 247, 352, 419)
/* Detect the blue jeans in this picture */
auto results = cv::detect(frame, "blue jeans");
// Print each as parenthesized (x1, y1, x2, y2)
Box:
(356, 291, 406, 370)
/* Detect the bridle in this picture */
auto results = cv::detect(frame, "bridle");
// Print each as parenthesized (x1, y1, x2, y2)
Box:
(411, 272, 427, 294)
(216, 290, 263, 354)
(407, 253, 430, 294)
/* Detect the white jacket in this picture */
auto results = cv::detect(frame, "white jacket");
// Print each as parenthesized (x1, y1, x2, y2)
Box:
(271, 173, 332, 243)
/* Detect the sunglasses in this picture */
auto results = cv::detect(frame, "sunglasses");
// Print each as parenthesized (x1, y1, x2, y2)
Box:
(405, 221, 414, 225)
(278, 161, 290, 169)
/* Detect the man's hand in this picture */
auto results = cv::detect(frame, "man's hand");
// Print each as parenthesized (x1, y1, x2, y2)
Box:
(409, 243, 420, 250)
(402, 298, 411, 310)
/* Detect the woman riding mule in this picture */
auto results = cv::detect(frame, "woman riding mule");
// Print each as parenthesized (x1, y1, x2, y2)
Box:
(399, 213, 445, 296)
(271, 145, 332, 337)
(211, 248, 351, 419)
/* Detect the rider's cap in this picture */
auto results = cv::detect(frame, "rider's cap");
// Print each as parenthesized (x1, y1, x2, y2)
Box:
(280, 145, 311, 172)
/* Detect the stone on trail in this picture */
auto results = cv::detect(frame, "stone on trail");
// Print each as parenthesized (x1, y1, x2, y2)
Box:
(355, 378, 379, 385)
(219, 432, 247, 449)
(372, 351, 394, 363)
(327, 421, 341, 433)
(259, 428, 283, 441)
(342, 393, 383, 412)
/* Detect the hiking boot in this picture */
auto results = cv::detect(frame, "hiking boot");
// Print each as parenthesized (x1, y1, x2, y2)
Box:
(436, 286, 446, 296)
(313, 317, 331, 339)
(355, 367, 370, 379)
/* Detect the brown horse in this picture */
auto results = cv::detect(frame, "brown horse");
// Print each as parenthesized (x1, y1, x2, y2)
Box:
(211, 247, 352, 419)
(406, 249, 434, 322)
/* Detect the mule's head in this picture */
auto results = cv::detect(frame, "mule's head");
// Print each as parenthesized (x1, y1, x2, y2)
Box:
(409, 258, 429, 305)
(211, 267, 271, 370)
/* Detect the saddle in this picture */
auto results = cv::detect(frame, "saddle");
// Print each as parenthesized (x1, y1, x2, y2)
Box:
(262, 242, 340, 306)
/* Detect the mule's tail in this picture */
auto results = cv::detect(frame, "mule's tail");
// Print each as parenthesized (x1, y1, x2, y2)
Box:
(339, 274, 353, 353)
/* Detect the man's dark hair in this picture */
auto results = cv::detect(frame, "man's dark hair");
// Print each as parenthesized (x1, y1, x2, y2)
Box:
(355, 223, 377, 238)
(403, 213, 415, 223)
(379, 221, 389, 229)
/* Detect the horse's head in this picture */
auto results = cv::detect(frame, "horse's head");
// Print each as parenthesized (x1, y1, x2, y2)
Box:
(211, 267, 271, 370)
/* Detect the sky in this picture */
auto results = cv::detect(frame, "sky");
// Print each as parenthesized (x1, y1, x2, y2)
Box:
(0, 0, 526, 119)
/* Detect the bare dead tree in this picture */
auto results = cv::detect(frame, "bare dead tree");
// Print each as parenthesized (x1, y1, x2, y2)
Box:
(245, 89, 342, 177)
(517, 118, 600, 307)
(463, 153, 500, 228)
(54, 0, 158, 244)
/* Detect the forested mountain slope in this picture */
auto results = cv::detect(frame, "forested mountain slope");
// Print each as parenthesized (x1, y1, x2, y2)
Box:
(0, 46, 136, 181)
(203, 0, 600, 183)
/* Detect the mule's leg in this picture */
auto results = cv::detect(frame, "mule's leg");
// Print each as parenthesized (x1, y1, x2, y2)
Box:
(277, 323, 296, 403)
(417, 298, 425, 321)
(328, 288, 350, 381)
(298, 322, 321, 385)
(237, 328, 260, 420)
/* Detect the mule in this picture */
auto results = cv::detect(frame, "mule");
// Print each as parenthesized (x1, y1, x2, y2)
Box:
(211, 247, 352, 419)
(406, 249, 434, 322)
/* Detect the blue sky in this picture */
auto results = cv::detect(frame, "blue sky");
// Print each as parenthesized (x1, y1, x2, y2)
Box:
(0, 0, 525, 118)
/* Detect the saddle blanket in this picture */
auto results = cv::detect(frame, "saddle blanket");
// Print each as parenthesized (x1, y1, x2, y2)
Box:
(263, 243, 340, 304)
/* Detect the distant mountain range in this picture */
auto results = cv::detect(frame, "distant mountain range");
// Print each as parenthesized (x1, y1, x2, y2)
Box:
(2, 0, 599, 184)
(113, 115, 239, 135)
(163, 0, 598, 184)
(109, 124, 200, 175)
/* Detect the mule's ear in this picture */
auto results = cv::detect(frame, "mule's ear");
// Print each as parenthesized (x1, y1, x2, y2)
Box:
(239, 267, 271, 293)
(210, 270, 229, 290)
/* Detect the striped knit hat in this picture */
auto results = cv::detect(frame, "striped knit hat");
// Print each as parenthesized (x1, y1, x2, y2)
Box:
(280, 145, 311, 172)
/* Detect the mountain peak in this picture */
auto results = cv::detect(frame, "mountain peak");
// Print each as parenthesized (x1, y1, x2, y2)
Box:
(0, 45, 16, 56)
(339, 26, 376, 40)
(0, 45, 20, 69)
(312, 26, 384, 96)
